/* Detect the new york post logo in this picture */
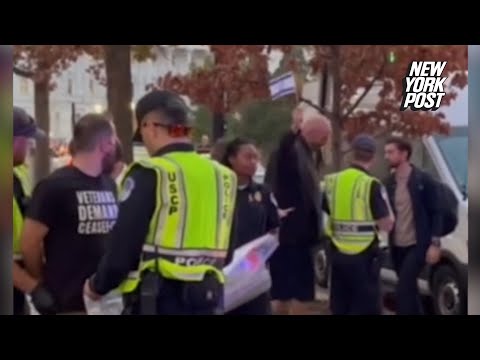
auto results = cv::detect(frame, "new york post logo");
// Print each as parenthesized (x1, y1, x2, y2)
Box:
(400, 61, 447, 111)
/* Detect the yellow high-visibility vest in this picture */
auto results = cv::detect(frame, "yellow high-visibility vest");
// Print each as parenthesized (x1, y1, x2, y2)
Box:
(324, 168, 378, 255)
(13, 164, 32, 260)
(119, 151, 237, 294)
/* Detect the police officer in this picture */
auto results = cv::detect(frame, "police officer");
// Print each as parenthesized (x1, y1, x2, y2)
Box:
(323, 134, 394, 315)
(84, 90, 238, 315)
(13, 107, 54, 315)
(221, 138, 280, 315)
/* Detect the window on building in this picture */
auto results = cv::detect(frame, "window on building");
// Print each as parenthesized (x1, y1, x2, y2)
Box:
(192, 50, 206, 69)
(89, 79, 95, 95)
(172, 48, 188, 73)
(67, 78, 73, 95)
(19, 78, 29, 96)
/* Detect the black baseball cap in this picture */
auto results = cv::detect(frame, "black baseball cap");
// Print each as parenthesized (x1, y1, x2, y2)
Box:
(14, 106, 45, 139)
(132, 90, 192, 143)
(351, 134, 376, 154)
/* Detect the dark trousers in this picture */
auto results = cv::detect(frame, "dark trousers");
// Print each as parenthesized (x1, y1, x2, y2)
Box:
(14, 287, 26, 315)
(123, 278, 219, 315)
(13, 261, 27, 315)
(391, 245, 425, 315)
(330, 247, 381, 315)
(226, 292, 271, 315)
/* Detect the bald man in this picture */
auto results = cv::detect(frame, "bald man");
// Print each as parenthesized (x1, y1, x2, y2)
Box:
(266, 108, 331, 315)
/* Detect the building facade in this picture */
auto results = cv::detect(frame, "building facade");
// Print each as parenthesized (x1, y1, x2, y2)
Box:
(13, 45, 210, 140)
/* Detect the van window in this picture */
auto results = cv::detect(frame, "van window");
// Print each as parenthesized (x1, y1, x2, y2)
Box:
(434, 127, 468, 196)
(411, 141, 440, 180)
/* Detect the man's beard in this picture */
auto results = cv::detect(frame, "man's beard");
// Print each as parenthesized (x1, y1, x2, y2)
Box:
(101, 153, 116, 175)
(388, 161, 400, 169)
(13, 154, 25, 167)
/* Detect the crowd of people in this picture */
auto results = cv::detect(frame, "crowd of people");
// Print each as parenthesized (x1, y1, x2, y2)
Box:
(12, 89, 448, 315)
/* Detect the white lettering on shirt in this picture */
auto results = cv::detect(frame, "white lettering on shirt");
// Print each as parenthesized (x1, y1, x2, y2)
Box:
(76, 190, 118, 235)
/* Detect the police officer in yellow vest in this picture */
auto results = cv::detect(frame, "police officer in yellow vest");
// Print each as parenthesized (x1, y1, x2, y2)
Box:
(84, 91, 237, 315)
(13, 107, 55, 315)
(323, 134, 394, 315)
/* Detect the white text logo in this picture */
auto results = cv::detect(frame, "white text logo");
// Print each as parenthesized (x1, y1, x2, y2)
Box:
(400, 61, 447, 111)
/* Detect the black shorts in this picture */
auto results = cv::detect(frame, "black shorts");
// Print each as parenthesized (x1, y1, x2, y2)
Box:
(269, 244, 315, 302)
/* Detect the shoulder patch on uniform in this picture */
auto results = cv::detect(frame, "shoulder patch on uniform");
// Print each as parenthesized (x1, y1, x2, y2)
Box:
(119, 177, 135, 202)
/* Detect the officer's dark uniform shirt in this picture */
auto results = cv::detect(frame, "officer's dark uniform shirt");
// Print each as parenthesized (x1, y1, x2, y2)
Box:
(26, 166, 118, 312)
(232, 182, 280, 248)
(92, 143, 238, 295)
(322, 165, 390, 243)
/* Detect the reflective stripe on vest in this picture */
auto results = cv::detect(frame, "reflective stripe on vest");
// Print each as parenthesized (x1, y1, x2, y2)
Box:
(118, 152, 237, 294)
(13, 165, 32, 260)
(324, 168, 377, 255)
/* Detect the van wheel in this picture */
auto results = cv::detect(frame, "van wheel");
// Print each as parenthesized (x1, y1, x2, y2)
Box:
(314, 248, 329, 288)
(432, 265, 466, 315)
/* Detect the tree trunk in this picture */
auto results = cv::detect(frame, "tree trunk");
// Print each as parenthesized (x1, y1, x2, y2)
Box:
(212, 112, 226, 142)
(104, 45, 133, 163)
(330, 45, 343, 171)
(34, 80, 50, 182)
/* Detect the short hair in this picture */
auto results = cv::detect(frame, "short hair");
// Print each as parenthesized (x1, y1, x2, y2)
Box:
(210, 138, 229, 162)
(70, 114, 114, 153)
(221, 138, 254, 168)
(353, 149, 375, 162)
(386, 136, 412, 160)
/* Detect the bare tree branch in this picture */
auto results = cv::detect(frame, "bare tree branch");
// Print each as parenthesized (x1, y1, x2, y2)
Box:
(299, 97, 333, 118)
(342, 57, 387, 121)
(13, 66, 34, 78)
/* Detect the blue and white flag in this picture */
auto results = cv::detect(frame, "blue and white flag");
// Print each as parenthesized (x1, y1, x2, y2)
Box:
(269, 72, 297, 101)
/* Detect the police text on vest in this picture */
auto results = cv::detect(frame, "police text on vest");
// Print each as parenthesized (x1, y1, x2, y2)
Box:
(400, 61, 447, 111)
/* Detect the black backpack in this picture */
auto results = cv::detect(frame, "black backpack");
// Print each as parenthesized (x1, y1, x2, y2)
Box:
(434, 180, 459, 237)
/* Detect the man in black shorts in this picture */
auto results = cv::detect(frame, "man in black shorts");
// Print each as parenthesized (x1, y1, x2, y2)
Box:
(21, 114, 119, 315)
(266, 108, 331, 315)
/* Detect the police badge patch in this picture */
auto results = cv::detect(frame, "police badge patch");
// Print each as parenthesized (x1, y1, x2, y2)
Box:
(119, 177, 135, 202)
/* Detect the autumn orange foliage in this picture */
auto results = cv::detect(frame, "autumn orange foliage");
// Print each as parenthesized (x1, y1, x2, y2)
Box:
(13, 45, 101, 86)
(277, 45, 468, 139)
(161, 45, 467, 141)
(160, 45, 271, 114)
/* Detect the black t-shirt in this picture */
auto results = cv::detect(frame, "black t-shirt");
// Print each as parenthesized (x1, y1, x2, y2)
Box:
(26, 166, 118, 312)
(232, 182, 280, 249)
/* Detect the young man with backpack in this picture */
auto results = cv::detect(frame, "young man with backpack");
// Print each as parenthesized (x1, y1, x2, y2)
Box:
(384, 137, 457, 315)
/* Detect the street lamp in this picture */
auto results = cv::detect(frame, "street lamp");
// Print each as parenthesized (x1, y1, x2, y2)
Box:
(130, 101, 135, 111)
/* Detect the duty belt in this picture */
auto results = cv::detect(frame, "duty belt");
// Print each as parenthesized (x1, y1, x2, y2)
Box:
(332, 221, 376, 234)
(142, 245, 226, 268)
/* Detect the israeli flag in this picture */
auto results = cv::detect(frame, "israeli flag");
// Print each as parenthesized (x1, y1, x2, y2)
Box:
(269, 72, 297, 101)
